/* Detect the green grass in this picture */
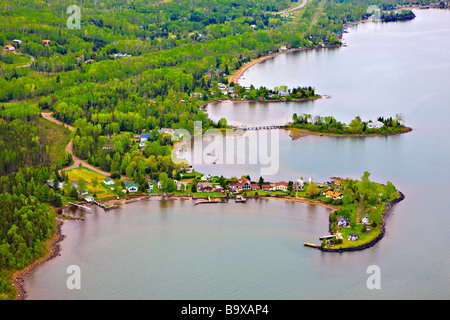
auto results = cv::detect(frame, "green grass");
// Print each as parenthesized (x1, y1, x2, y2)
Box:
(66, 167, 116, 198)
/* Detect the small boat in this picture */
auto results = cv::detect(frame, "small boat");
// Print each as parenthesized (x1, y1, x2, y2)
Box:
(235, 196, 247, 203)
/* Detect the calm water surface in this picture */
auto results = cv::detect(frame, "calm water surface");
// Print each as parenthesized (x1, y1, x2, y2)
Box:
(25, 9, 450, 299)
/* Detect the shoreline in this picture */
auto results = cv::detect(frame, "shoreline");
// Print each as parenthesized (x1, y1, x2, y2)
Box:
(15, 188, 400, 299)
(228, 45, 340, 85)
(12, 218, 65, 300)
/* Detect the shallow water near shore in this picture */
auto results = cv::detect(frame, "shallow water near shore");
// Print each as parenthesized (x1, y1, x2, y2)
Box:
(24, 9, 450, 299)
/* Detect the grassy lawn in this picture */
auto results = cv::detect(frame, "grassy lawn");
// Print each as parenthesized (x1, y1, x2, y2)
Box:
(65, 167, 116, 199)
(0, 53, 31, 68)
(38, 118, 72, 164)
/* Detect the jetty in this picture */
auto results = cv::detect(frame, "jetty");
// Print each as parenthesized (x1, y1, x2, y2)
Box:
(235, 125, 284, 131)
(303, 242, 319, 248)
(93, 200, 118, 211)
(68, 202, 91, 212)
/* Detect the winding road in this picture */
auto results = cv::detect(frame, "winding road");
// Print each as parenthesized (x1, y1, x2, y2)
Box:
(41, 112, 128, 180)
(274, 0, 308, 15)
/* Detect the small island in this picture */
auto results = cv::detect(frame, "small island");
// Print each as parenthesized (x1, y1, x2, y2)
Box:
(288, 113, 412, 139)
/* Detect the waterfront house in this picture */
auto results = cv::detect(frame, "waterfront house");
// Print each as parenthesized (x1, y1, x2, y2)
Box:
(261, 184, 272, 191)
(237, 178, 251, 191)
(293, 179, 304, 191)
(250, 183, 259, 191)
(85, 196, 94, 203)
(348, 233, 359, 241)
(337, 216, 350, 228)
(198, 182, 213, 192)
(228, 182, 238, 191)
(279, 45, 287, 52)
(125, 181, 139, 193)
(368, 121, 384, 129)
(104, 178, 114, 186)
(275, 181, 289, 192)
(325, 190, 343, 200)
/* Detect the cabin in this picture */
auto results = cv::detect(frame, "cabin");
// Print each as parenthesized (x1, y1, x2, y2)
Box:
(337, 216, 350, 228)
(85, 196, 94, 203)
(104, 178, 114, 186)
(4, 45, 15, 51)
(12, 39, 23, 44)
(42, 39, 51, 45)
(279, 45, 287, 52)
(368, 121, 384, 129)
(84, 59, 95, 64)
(275, 181, 289, 192)
(125, 181, 139, 193)
(348, 233, 359, 241)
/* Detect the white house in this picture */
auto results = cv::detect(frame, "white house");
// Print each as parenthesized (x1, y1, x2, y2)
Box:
(367, 121, 384, 129)
(104, 178, 114, 186)
(12, 39, 23, 45)
(275, 181, 289, 192)
(125, 181, 139, 193)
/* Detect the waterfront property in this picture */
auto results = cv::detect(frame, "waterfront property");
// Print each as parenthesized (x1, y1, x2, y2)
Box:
(125, 181, 139, 193)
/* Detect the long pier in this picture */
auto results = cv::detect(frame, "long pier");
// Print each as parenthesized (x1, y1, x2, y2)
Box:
(68, 202, 91, 212)
(234, 125, 284, 131)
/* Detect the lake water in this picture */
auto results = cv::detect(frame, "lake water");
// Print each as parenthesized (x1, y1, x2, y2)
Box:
(24, 9, 450, 299)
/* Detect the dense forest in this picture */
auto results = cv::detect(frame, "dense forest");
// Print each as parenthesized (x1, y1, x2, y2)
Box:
(0, 0, 438, 299)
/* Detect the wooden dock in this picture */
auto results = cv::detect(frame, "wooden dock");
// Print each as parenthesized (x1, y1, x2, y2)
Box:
(303, 242, 319, 248)
(68, 202, 91, 212)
